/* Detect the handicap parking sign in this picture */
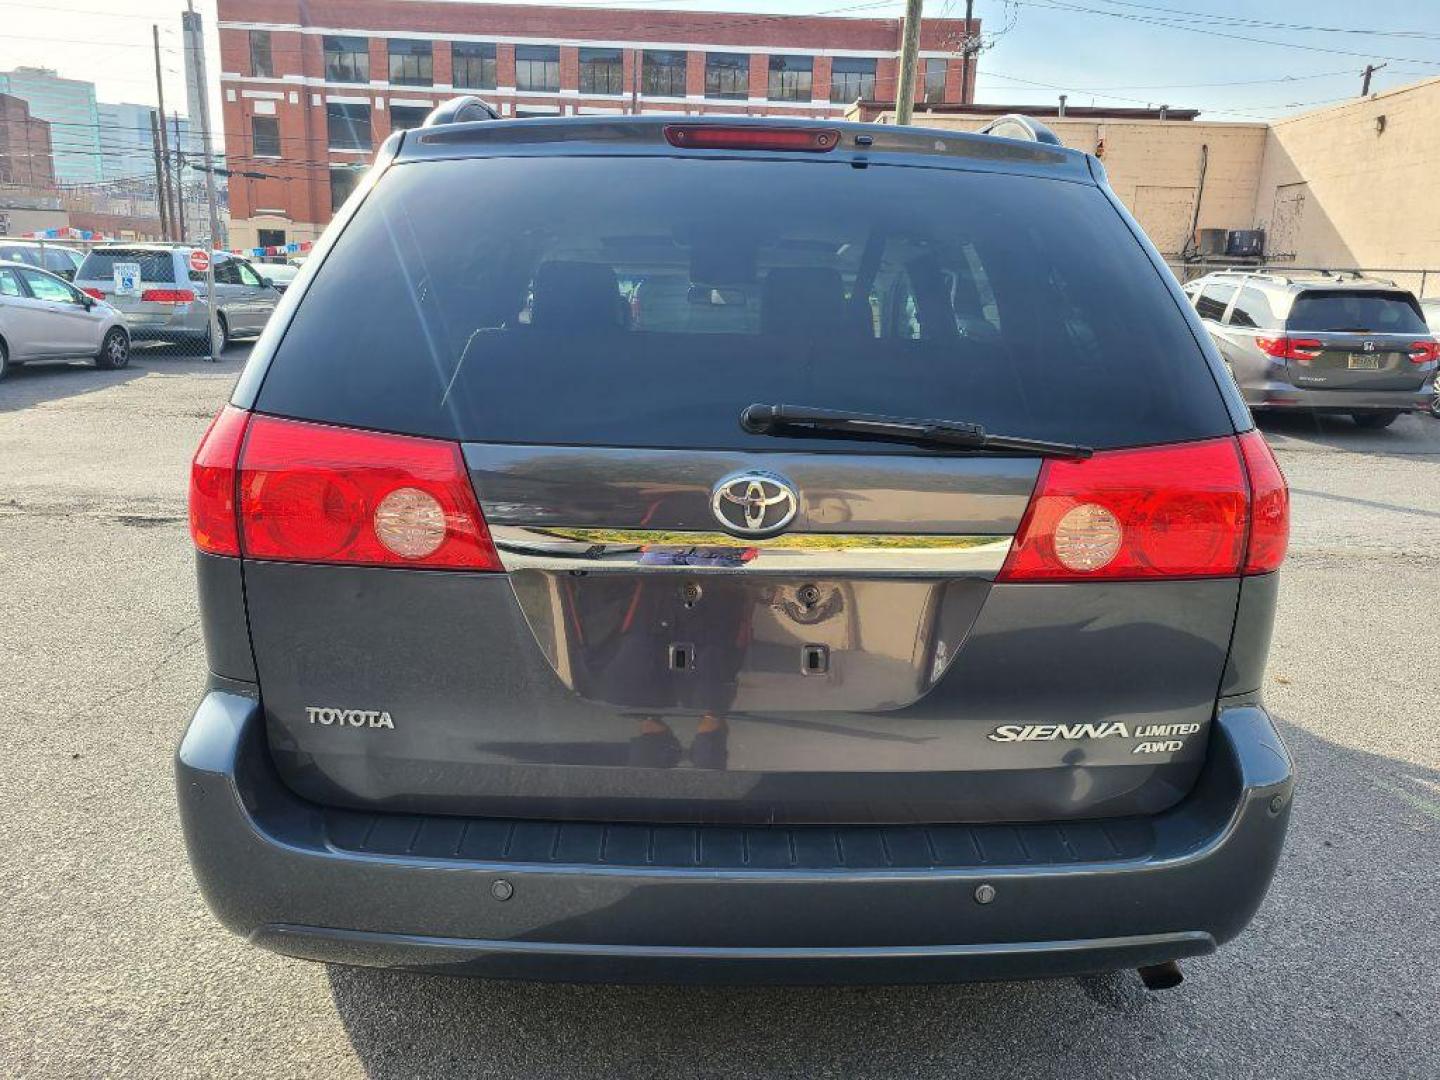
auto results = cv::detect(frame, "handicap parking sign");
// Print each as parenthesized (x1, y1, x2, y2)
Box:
(113, 262, 142, 296)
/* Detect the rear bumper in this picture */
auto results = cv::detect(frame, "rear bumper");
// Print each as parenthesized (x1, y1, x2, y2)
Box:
(1245, 379, 1432, 412)
(175, 692, 1294, 985)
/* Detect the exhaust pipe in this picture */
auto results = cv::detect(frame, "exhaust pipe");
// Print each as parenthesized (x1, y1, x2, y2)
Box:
(1137, 961, 1184, 991)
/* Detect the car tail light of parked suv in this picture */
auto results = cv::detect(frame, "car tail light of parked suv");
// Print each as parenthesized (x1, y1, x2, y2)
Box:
(1255, 336, 1323, 363)
(1406, 341, 1439, 364)
(140, 288, 196, 304)
(189, 407, 500, 570)
(998, 433, 1288, 582)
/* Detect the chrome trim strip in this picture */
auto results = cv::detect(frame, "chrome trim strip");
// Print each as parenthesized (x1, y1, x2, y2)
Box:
(492, 526, 1012, 576)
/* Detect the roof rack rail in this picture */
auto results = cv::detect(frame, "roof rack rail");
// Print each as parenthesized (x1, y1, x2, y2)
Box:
(976, 114, 1063, 147)
(424, 95, 501, 127)
(1204, 267, 1399, 288)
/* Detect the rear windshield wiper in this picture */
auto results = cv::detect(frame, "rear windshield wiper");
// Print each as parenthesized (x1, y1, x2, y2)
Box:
(740, 404, 1093, 459)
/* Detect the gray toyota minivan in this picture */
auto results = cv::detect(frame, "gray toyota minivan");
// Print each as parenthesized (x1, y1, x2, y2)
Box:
(177, 111, 1293, 987)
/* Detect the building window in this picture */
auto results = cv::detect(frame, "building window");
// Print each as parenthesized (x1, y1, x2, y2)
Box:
(389, 39, 432, 87)
(924, 58, 948, 103)
(249, 31, 273, 78)
(330, 166, 362, 212)
(768, 55, 813, 102)
(579, 48, 624, 95)
(515, 45, 560, 92)
(388, 105, 430, 132)
(830, 57, 876, 103)
(257, 228, 286, 249)
(453, 42, 496, 90)
(326, 103, 371, 150)
(324, 36, 369, 84)
(642, 51, 687, 98)
(250, 115, 280, 157)
(705, 52, 749, 99)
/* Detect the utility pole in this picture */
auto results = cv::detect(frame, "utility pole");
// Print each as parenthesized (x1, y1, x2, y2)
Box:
(172, 110, 187, 241)
(152, 24, 174, 241)
(1360, 63, 1386, 96)
(959, 0, 976, 106)
(630, 49, 640, 115)
(149, 110, 171, 241)
(895, 0, 924, 125)
(184, 0, 223, 362)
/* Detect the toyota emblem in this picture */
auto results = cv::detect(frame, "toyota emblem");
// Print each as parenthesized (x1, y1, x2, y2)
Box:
(710, 471, 799, 537)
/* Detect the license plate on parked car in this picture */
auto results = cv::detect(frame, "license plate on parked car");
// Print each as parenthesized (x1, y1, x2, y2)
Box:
(1347, 354, 1382, 370)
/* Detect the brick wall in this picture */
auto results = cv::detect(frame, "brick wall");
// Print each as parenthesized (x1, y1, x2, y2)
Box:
(216, 0, 976, 236)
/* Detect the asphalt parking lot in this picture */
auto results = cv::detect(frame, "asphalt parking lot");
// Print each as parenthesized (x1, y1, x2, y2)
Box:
(1, 347, 1437, 1079)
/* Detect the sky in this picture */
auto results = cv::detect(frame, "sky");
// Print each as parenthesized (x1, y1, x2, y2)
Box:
(0, 0, 1436, 139)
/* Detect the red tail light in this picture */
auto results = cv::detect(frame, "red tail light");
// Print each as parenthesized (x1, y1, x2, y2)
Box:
(999, 437, 1274, 582)
(1255, 336, 1322, 363)
(141, 288, 196, 304)
(1407, 340, 1439, 363)
(81, 287, 106, 300)
(664, 125, 840, 153)
(189, 405, 251, 556)
(1237, 430, 1289, 574)
(237, 414, 501, 570)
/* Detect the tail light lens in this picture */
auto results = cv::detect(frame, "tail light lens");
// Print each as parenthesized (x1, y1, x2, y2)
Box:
(999, 438, 1256, 582)
(140, 288, 196, 304)
(236, 414, 501, 570)
(189, 405, 251, 556)
(1237, 430, 1289, 573)
(1407, 340, 1439, 363)
(1256, 336, 1322, 362)
(81, 287, 106, 300)
(664, 125, 840, 153)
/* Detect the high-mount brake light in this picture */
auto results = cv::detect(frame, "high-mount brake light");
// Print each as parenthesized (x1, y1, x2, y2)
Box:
(1255, 336, 1322, 363)
(998, 437, 1271, 582)
(140, 288, 196, 304)
(664, 125, 841, 153)
(236, 414, 501, 571)
(189, 405, 250, 557)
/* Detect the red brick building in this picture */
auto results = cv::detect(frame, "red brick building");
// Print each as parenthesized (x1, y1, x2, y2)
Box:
(0, 93, 55, 190)
(216, 1, 977, 250)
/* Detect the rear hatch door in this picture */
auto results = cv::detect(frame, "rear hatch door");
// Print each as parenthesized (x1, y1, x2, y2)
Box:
(242, 144, 1244, 825)
(1284, 289, 1432, 390)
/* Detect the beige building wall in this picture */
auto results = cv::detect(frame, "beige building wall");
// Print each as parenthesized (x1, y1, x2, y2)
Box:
(869, 111, 1268, 257)
(1250, 76, 1440, 295)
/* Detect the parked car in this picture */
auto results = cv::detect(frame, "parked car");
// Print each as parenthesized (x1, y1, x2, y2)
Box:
(179, 111, 1293, 989)
(73, 244, 282, 352)
(261, 262, 301, 295)
(0, 260, 129, 379)
(1423, 298, 1440, 418)
(0, 241, 86, 280)
(1183, 270, 1438, 428)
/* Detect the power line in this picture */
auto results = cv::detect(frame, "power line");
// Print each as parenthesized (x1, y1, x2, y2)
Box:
(1072, 0, 1440, 42)
(1008, 0, 1440, 66)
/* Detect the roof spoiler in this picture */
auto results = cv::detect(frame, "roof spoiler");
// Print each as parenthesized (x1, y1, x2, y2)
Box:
(424, 96, 502, 126)
(977, 114, 1062, 147)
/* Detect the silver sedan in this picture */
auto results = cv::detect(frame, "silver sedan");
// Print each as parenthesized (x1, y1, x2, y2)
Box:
(0, 260, 130, 380)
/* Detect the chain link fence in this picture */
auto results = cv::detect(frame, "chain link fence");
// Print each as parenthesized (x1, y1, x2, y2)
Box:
(0, 237, 294, 363)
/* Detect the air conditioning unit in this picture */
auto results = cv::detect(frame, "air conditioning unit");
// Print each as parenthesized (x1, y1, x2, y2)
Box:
(1197, 228, 1227, 256)
(1226, 229, 1265, 257)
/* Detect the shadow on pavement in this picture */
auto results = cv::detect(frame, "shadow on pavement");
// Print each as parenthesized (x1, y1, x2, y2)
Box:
(0, 358, 146, 413)
(0, 344, 250, 414)
(323, 720, 1439, 1079)
(1256, 409, 1440, 458)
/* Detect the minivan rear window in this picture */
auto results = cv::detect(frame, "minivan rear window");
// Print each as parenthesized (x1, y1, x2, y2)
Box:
(257, 156, 1233, 450)
(1287, 290, 1427, 334)
(78, 249, 176, 284)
